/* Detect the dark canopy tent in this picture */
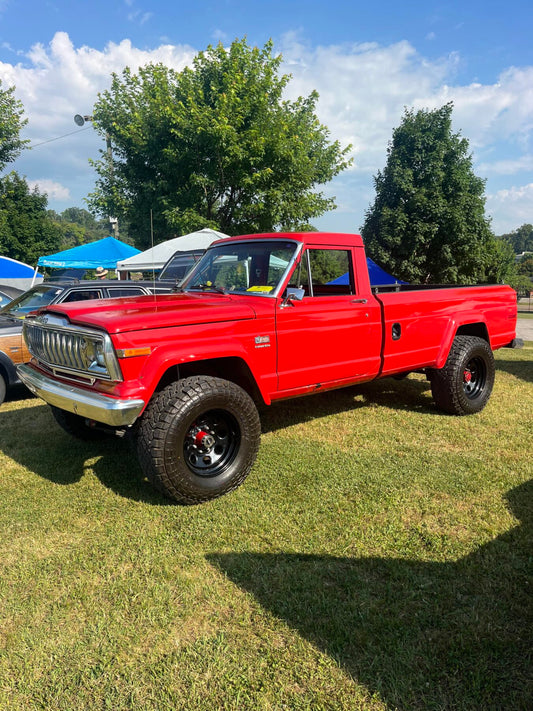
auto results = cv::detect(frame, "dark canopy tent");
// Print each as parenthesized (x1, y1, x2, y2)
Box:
(37, 237, 140, 270)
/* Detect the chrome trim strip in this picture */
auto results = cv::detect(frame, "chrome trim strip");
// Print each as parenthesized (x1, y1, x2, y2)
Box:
(17, 364, 145, 427)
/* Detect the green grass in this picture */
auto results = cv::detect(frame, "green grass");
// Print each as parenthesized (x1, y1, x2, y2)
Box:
(1, 345, 532, 710)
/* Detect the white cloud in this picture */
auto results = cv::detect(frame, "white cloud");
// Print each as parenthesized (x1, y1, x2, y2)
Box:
(486, 183, 533, 233)
(27, 179, 70, 200)
(0, 31, 531, 232)
(279, 36, 461, 172)
(0, 32, 196, 140)
(477, 156, 533, 176)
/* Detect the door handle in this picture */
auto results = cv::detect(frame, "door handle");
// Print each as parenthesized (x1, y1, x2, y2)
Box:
(351, 298, 368, 304)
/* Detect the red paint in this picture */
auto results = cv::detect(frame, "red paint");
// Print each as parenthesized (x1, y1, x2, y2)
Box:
(23, 232, 517, 413)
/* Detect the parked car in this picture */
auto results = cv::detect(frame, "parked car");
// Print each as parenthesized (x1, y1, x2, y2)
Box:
(0, 284, 24, 309)
(0, 278, 171, 404)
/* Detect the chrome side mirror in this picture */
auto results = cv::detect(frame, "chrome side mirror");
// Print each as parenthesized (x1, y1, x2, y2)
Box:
(281, 287, 305, 307)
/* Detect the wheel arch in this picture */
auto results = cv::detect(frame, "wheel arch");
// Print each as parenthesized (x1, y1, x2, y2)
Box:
(435, 320, 490, 369)
(154, 356, 266, 406)
(0, 351, 18, 386)
(456, 322, 490, 343)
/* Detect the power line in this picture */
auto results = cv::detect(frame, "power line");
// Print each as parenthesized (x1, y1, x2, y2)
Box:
(30, 126, 92, 149)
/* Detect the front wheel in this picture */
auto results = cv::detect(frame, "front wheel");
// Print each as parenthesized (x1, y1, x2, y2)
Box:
(429, 335, 495, 415)
(135, 376, 261, 504)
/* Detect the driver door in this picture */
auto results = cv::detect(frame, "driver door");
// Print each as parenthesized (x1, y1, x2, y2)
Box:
(275, 247, 382, 391)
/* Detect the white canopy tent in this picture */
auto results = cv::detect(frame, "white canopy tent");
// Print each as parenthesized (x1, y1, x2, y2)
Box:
(116, 229, 229, 277)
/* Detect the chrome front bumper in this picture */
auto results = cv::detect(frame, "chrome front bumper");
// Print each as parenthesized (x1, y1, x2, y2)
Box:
(17, 363, 145, 427)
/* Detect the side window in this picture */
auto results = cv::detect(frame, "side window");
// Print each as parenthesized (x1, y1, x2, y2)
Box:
(61, 289, 102, 303)
(107, 287, 145, 297)
(293, 249, 355, 296)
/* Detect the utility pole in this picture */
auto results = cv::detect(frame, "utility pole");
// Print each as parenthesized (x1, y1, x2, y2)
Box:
(74, 114, 119, 239)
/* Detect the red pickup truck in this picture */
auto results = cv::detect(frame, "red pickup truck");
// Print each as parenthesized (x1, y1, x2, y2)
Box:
(18, 232, 518, 504)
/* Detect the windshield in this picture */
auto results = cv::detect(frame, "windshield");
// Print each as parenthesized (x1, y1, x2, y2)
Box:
(0, 285, 63, 318)
(182, 240, 298, 295)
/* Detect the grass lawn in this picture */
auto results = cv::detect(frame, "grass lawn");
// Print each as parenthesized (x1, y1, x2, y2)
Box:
(0, 345, 531, 710)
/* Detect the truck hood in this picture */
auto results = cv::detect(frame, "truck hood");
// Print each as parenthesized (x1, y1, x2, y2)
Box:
(38, 292, 257, 334)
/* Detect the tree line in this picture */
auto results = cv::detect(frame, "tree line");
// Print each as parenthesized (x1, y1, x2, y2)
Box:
(0, 37, 531, 294)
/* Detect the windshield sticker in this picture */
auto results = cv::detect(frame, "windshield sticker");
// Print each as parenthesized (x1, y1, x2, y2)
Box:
(246, 286, 274, 293)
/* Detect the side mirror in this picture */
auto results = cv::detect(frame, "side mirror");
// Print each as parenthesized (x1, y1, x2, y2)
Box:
(282, 287, 305, 307)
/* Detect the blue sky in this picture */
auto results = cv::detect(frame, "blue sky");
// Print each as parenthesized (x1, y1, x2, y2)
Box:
(0, 0, 532, 235)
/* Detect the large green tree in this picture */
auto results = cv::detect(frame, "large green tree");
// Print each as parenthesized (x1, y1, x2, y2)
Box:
(0, 79, 28, 173)
(0, 173, 61, 265)
(362, 103, 509, 284)
(88, 38, 351, 248)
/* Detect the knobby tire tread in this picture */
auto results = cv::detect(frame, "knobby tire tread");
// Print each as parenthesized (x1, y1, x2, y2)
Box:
(136, 376, 260, 504)
(430, 335, 495, 416)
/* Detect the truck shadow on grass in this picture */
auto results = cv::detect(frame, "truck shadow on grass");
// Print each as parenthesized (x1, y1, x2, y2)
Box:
(208, 480, 533, 711)
(496, 358, 533, 384)
(0, 403, 172, 505)
(260, 376, 437, 433)
(0, 379, 436, 503)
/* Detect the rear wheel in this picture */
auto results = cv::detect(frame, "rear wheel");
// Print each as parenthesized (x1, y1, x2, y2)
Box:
(136, 376, 261, 504)
(430, 336, 495, 415)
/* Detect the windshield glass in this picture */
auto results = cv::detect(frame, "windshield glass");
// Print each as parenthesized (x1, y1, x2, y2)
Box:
(0, 285, 63, 318)
(182, 240, 298, 295)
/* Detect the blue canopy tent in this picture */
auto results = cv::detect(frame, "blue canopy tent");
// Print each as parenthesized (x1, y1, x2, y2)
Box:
(0, 256, 43, 289)
(329, 259, 407, 287)
(38, 237, 141, 271)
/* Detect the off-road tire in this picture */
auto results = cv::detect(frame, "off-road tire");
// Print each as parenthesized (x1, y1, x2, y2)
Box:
(136, 376, 261, 504)
(430, 335, 495, 415)
(51, 406, 108, 440)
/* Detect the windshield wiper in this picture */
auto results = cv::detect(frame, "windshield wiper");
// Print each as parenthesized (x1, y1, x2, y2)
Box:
(192, 283, 228, 295)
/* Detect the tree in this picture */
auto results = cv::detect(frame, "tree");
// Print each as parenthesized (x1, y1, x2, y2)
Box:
(517, 254, 533, 279)
(0, 80, 28, 173)
(48, 207, 111, 250)
(361, 103, 508, 284)
(88, 38, 352, 248)
(497, 224, 533, 254)
(0, 172, 61, 264)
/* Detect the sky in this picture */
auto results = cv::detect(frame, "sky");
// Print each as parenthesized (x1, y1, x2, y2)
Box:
(0, 0, 532, 236)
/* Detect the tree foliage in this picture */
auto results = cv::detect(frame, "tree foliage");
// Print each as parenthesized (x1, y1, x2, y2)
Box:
(0, 80, 28, 174)
(361, 103, 510, 284)
(48, 207, 110, 250)
(497, 223, 533, 255)
(89, 38, 352, 248)
(0, 173, 61, 264)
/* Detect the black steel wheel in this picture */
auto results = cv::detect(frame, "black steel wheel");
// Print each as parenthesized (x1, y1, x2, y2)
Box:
(136, 376, 261, 504)
(429, 335, 495, 415)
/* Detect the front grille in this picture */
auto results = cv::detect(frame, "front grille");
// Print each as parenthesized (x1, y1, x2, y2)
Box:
(23, 315, 122, 382)
(25, 322, 91, 372)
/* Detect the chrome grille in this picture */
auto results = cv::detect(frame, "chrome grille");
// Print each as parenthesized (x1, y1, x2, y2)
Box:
(23, 314, 122, 382)
(25, 322, 89, 371)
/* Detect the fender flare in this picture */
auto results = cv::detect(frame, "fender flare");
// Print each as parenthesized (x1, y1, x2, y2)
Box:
(435, 318, 490, 369)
